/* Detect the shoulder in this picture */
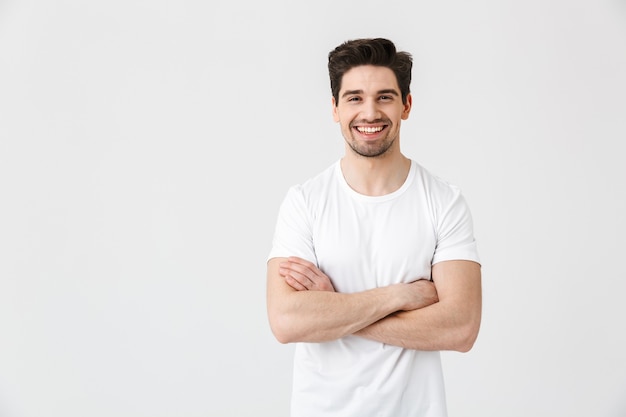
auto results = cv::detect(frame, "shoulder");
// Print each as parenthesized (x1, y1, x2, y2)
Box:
(289, 161, 340, 203)
(411, 160, 462, 201)
(276, 161, 340, 221)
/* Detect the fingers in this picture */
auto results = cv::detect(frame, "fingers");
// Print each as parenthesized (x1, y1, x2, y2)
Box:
(284, 275, 308, 291)
(279, 258, 334, 291)
(287, 256, 316, 269)
(279, 261, 316, 290)
(280, 259, 322, 280)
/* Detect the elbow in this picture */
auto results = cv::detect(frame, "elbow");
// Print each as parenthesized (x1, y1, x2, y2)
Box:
(273, 333, 293, 345)
(272, 328, 295, 345)
(451, 319, 480, 353)
(455, 334, 477, 353)
(268, 312, 298, 344)
(453, 320, 481, 353)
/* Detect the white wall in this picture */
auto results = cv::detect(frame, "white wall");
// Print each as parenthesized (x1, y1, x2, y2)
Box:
(1, 0, 625, 416)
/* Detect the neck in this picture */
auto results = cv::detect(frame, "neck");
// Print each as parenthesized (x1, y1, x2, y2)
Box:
(340, 150, 411, 197)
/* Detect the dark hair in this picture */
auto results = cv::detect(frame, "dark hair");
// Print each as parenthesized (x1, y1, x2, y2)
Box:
(328, 38, 413, 105)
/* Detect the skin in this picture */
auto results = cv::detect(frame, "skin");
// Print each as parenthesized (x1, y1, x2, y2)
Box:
(267, 257, 440, 344)
(266, 65, 482, 351)
(332, 65, 412, 196)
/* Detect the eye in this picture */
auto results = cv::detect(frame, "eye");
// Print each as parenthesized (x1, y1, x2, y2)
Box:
(347, 96, 361, 102)
(379, 95, 393, 101)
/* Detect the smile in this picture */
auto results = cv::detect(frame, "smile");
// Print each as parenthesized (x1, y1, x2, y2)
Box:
(355, 126, 385, 134)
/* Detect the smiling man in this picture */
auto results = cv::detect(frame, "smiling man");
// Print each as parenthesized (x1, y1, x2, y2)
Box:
(266, 38, 482, 417)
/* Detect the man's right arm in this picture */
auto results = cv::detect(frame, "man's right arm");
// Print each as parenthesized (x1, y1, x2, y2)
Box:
(266, 257, 436, 344)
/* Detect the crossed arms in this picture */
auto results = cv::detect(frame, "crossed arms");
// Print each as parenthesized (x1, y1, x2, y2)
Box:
(266, 257, 482, 352)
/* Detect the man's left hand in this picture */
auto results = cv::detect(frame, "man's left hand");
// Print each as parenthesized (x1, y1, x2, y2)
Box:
(278, 257, 336, 292)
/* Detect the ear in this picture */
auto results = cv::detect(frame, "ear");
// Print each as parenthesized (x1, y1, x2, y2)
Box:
(332, 97, 340, 122)
(401, 93, 412, 120)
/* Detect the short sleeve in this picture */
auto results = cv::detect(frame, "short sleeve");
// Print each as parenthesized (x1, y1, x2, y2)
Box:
(267, 186, 317, 264)
(431, 186, 480, 265)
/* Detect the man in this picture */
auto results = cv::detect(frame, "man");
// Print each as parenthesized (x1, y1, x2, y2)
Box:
(266, 38, 481, 417)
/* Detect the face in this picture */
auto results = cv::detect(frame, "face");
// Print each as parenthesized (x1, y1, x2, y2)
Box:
(332, 65, 412, 158)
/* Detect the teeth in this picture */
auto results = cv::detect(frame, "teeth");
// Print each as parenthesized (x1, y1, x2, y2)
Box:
(357, 126, 383, 133)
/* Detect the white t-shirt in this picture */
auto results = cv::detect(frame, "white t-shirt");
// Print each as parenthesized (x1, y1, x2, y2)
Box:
(268, 159, 480, 417)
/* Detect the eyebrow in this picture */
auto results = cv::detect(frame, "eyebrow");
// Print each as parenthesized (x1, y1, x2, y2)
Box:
(341, 89, 400, 98)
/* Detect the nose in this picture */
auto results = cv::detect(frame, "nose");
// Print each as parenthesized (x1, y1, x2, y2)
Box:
(360, 99, 381, 122)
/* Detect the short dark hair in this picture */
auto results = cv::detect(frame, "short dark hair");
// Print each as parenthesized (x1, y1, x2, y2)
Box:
(328, 38, 413, 105)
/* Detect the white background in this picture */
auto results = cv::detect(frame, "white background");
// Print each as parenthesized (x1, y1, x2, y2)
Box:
(1, 0, 625, 416)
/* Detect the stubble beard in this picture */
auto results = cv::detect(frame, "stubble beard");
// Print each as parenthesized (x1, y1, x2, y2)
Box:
(345, 124, 396, 158)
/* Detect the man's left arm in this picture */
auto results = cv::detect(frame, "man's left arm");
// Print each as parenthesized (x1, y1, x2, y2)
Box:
(355, 260, 481, 352)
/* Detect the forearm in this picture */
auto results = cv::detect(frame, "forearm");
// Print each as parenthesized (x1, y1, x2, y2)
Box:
(356, 260, 482, 351)
(268, 257, 441, 344)
(268, 284, 405, 344)
(354, 300, 481, 352)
